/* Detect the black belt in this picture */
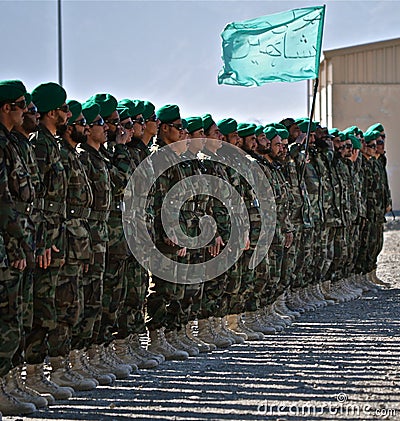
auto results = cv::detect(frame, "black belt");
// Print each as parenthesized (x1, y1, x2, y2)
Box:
(14, 201, 34, 216)
(43, 199, 66, 217)
(67, 205, 91, 219)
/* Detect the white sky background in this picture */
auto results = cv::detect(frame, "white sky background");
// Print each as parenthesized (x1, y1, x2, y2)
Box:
(2, 0, 400, 125)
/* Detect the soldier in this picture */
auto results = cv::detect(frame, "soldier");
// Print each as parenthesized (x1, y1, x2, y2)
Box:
(47, 100, 97, 392)
(25, 82, 74, 401)
(113, 100, 162, 369)
(74, 99, 131, 381)
(0, 79, 38, 416)
(146, 104, 191, 361)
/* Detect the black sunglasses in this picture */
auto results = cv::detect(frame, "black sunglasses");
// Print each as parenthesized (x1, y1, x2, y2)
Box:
(25, 105, 38, 115)
(56, 104, 70, 113)
(121, 121, 134, 130)
(167, 122, 184, 131)
(345, 144, 353, 149)
(376, 140, 384, 145)
(145, 114, 158, 122)
(133, 117, 145, 126)
(106, 118, 120, 126)
(89, 117, 105, 127)
(366, 144, 377, 149)
(9, 99, 27, 110)
(72, 118, 87, 127)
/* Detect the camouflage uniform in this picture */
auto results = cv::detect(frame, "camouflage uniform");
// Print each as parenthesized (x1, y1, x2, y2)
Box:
(26, 124, 67, 364)
(95, 143, 131, 345)
(11, 130, 43, 367)
(145, 138, 188, 333)
(197, 148, 230, 320)
(72, 142, 111, 350)
(0, 122, 35, 376)
(47, 138, 93, 358)
(116, 138, 154, 338)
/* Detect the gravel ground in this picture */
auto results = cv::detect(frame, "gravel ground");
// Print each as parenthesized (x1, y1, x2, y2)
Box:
(5, 226, 400, 421)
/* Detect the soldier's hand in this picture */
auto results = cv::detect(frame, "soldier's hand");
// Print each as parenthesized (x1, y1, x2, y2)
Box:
(386, 205, 392, 214)
(177, 247, 187, 257)
(243, 238, 250, 251)
(37, 247, 52, 269)
(285, 232, 294, 248)
(11, 259, 27, 271)
(209, 236, 224, 256)
(84, 264, 89, 273)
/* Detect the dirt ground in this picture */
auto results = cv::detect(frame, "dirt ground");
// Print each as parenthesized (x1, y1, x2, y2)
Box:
(5, 221, 400, 421)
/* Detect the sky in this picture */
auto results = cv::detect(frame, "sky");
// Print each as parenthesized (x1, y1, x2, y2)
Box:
(2, 0, 400, 124)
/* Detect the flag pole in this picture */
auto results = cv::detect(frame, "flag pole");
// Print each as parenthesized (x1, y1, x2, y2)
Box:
(300, 77, 319, 183)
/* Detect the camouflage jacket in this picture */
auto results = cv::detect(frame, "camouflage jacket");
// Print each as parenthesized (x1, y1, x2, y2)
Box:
(30, 124, 67, 254)
(0, 122, 35, 266)
(60, 139, 93, 261)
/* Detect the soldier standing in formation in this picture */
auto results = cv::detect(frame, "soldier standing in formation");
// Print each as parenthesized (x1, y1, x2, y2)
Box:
(0, 78, 392, 417)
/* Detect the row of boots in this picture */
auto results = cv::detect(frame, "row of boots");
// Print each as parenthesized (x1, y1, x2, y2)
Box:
(0, 272, 386, 417)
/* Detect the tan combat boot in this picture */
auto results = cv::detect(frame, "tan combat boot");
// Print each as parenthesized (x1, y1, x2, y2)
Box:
(237, 314, 264, 340)
(221, 316, 245, 344)
(370, 269, 391, 287)
(128, 334, 164, 365)
(77, 350, 116, 385)
(50, 356, 97, 391)
(226, 314, 248, 341)
(176, 330, 200, 356)
(0, 376, 36, 416)
(185, 322, 212, 353)
(25, 363, 73, 400)
(4, 367, 48, 409)
(197, 318, 232, 348)
(148, 329, 189, 361)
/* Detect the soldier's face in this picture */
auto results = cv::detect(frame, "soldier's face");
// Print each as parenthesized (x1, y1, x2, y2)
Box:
(243, 135, 256, 151)
(281, 139, 289, 160)
(9, 95, 27, 128)
(289, 123, 300, 140)
(165, 119, 184, 143)
(365, 141, 377, 157)
(144, 114, 159, 137)
(376, 134, 385, 155)
(269, 135, 283, 159)
(189, 130, 206, 153)
(56, 103, 72, 129)
(133, 114, 145, 138)
(343, 140, 353, 158)
(207, 124, 223, 141)
(226, 132, 240, 146)
(22, 101, 40, 133)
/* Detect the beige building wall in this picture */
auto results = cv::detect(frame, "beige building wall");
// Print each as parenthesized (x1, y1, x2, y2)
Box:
(312, 38, 400, 210)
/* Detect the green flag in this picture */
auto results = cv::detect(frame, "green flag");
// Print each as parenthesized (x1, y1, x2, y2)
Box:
(218, 5, 325, 86)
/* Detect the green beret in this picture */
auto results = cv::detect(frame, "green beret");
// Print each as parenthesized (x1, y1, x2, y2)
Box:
(142, 101, 155, 120)
(217, 118, 237, 135)
(276, 128, 289, 140)
(255, 125, 264, 137)
(119, 99, 145, 118)
(342, 125, 359, 136)
(338, 131, 346, 141)
(367, 122, 384, 133)
(156, 104, 180, 123)
(31, 82, 66, 113)
(237, 123, 256, 138)
(296, 118, 317, 133)
(202, 114, 215, 132)
(116, 106, 131, 121)
(82, 101, 100, 125)
(185, 116, 203, 134)
(364, 130, 381, 143)
(67, 100, 82, 125)
(181, 118, 188, 130)
(347, 133, 361, 150)
(265, 122, 287, 130)
(357, 129, 364, 138)
(24, 92, 32, 106)
(0, 79, 27, 102)
(263, 126, 279, 141)
(89, 93, 117, 118)
(329, 128, 341, 137)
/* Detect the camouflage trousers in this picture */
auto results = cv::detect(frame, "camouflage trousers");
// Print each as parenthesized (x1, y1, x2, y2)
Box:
(0, 267, 23, 377)
(12, 269, 34, 367)
(116, 255, 149, 338)
(71, 244, 106, 350)
(345, 223, 360, 276)
(25, 263, 61, 365)
(199, 274, 227, 319)
(368, 220, 384, 273)
(326, 226, 348, 282)
(292, 226, 313, 289)
(243, 255, 269, 312)
(223, 257, 244, 316)
(48, 260, 84, 357)
(96, 253, 127, 345)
